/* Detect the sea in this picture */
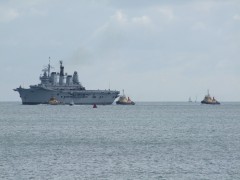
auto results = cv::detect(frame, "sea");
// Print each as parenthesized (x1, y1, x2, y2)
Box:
(0, 102, 240, 180)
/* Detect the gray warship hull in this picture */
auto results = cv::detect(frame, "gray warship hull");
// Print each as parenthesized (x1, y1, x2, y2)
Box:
(14, 60, 120, 105)
(14, 87, 119, 105)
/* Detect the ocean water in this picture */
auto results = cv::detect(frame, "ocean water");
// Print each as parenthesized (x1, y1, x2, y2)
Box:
(0, 102, 240, 180)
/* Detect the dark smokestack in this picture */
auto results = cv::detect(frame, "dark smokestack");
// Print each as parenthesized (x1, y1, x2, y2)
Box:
(60, 61, 64, 76)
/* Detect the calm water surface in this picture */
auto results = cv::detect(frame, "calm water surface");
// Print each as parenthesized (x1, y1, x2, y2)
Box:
(0, 102, 240, 179)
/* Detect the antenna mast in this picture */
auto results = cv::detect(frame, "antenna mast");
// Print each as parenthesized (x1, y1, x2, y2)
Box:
(48, 57, 51, 77)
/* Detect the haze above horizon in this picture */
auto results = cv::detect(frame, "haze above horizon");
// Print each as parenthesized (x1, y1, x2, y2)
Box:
(0, 0, 240, 101)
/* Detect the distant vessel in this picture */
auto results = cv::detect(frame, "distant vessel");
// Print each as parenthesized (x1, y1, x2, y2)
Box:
(116, 90, 135, 105)
(69, 99, 74, 106)
(195, 96, 197, 103)
(14, 59, 120, 105)
(188, 97, 192, 102)
(48, 97, 60, 105)
(201, 90, 220, 105)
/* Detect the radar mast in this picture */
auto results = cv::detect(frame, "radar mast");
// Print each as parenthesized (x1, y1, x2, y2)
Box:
(42, 57, 53, 77)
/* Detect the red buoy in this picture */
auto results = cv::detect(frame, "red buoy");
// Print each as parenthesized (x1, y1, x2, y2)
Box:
(93, 103, 97, 108)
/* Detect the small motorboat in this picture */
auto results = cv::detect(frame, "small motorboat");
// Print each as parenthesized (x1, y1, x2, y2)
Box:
(48, 97, 60, 105)
(69, 100, 74, 106)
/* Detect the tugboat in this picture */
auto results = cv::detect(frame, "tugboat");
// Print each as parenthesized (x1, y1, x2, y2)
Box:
(201, 90, 220, 105)
(116, 90, 135, 105)
(48, 97, 60, 105)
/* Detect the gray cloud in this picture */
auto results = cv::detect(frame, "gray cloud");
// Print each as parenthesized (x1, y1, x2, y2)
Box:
(0, 0, 240, 101)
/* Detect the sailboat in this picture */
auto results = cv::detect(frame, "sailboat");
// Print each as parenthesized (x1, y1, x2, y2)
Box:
(188, 97, 192, 102)
(195, 96, 197, 103)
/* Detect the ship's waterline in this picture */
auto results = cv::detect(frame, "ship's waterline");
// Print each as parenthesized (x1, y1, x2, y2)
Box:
(14, 60, 119, 105)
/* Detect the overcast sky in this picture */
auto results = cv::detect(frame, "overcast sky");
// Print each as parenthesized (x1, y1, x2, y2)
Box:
(0, 0, 240, 101)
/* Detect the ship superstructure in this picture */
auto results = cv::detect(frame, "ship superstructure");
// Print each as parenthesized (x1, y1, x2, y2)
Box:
(14, 60, 120, 105)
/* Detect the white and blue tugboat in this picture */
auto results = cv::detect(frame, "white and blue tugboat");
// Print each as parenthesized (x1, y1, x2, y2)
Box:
(201, 90, 220, 105)
(116, 90, 135, 105)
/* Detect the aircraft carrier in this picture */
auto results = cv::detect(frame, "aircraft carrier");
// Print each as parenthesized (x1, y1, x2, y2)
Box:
(14, 60, 120, 105)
